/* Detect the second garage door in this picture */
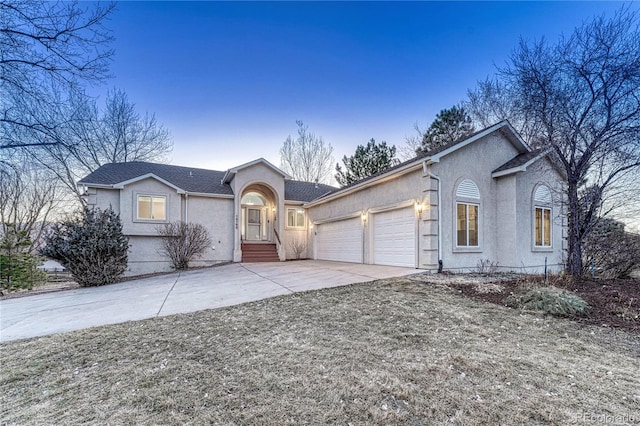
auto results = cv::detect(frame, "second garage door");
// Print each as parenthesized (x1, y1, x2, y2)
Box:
(315, 217, 363, 263)
(373, 207, 416, 267)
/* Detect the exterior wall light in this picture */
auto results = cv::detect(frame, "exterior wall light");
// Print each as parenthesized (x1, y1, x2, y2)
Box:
(361, 212, 368, 222)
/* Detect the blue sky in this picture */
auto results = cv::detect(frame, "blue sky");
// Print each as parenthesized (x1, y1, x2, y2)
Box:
(102, 1, 626, 172)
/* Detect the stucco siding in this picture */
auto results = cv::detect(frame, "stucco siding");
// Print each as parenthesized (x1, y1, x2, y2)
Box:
(430, 132, 521, 272)
(187, 196, 234, 265)
(91, 188, 120, 211)
(118, 178, 183, 236)
(514, 158, 565, 272)
(126, 235, 172, 276)
(307, 167, 425, 265)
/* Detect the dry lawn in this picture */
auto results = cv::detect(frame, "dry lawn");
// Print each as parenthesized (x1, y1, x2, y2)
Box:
(1, 276, 639, 425)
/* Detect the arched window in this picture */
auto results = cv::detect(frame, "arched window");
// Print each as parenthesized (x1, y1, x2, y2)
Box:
(455, 179, 480, 247)
(241, 192, 266, 206)
(533, 185, 552, 248)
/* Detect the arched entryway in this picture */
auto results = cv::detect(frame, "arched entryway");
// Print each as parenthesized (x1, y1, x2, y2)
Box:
(239, 183, 280, 244)
(238, 184, 282, 262)
(241, 191, 272, 241)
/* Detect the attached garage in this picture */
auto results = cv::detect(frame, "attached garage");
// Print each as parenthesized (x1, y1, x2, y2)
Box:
(315, 217, 363, 263)
(372, 207, 416, 267)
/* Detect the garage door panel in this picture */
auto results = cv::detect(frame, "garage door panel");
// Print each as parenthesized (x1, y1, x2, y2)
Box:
(373, 207, 415, 267)
(316, 218, 362, 263)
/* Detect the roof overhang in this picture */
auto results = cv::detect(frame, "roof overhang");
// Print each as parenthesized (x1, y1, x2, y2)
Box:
(304, 161, 423, 208)
(222, 158, 291, 184)
(82, 173, 186, 194)
(428, 120, 530, 164)
(491, 151, 549, 178)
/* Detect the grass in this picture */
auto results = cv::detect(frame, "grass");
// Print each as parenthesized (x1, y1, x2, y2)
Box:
(1, 276, 639, 425)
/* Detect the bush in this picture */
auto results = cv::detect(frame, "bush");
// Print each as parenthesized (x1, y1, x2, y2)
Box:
(583, 219, 640, 278)
(157, 221, 211, 270)
(505, 286, 589, 317)
(40, 207, 129, 287)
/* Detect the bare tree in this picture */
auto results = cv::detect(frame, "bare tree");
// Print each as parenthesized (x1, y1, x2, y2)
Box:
(466, 7, 640, 276)
(157, 222, 212, 270)
(0, 161, 58, 253)
(1, 0, 115, 149)
(25, 88, 172, 202)
(399, 123, 424, 161)
(280, 121, 335, 184)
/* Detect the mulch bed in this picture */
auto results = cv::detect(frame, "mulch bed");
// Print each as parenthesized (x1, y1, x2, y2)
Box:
(447, 276, 640, 335)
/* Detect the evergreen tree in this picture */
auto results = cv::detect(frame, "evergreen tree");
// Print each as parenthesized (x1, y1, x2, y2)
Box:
(335, 139, 399, 187)
(41, 207, 129, 286)
(416, 105, 475, 154)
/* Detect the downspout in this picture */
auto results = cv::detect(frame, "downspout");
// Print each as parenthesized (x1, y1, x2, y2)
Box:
(184, 193, 189, 223)
(423, 160, 442, 270)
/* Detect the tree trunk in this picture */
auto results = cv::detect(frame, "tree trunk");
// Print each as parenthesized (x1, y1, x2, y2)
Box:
(566, 178, 583, 276)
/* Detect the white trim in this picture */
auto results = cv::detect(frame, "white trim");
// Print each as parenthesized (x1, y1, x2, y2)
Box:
(286, 207, 306, 229)
(135, 193, 168, 222)
(113, 173, 185, 194)
(491, 151, 548, 178)
(79, 183, 113, 189)
(367, 199, 416, 214)
(223, 158, 291, 183)
(185, 191, 234, 199)
(430, 120, 530, 163)
(312, 211, 362, 226)
(454, 201, 480, 249)
(304, 163, 423, 207)
(533, 206, 553, 250)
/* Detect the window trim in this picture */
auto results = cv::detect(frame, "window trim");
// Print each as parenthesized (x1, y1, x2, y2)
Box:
(455, 201, 480, 249)
(135, 193, 168, 222)
(286, 207, 306, 229)
(533, 206, 553, 250)
(532, 184, 553, 252)
(453, 178, 482, 253)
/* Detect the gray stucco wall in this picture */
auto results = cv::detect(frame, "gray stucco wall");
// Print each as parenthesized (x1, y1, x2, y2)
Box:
(307, 166, 426, 267)
(186, 196, 234, 266)
(307, 131, 566, 273)
(90, 178, 234, 276)
(429, 132, 521, 272)
(513, 158, 566, 272)
(229, 162, 286, 261)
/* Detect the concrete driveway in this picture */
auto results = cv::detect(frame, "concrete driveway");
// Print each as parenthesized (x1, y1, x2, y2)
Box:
(0, 260, 417, 342)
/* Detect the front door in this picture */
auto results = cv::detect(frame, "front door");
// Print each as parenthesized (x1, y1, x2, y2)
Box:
(245, 208, 262, 241)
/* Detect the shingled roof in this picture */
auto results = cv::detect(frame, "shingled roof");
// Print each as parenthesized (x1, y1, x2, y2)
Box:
(491, 150, 549, 178)
(284, 180, 335, 202)
(79, 162, 233, 195)
(79, 161, 338, 203)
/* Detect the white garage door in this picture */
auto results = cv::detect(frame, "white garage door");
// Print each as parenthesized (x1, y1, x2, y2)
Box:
(315, 217, 362, 263)
(373, 207, 416, 267)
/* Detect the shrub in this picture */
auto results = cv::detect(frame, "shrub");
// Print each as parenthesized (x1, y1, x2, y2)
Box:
(157, 221, 211, 270)
(40, 207, 129, 287)
(288, 236, 307, 260)
(474, 258, 499, 274)
(505, 286, 589, 317)
(583, 218, 640, 278)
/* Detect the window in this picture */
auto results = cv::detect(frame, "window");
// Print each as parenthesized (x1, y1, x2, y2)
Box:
(457, 203, 479, 246)
(455, 179, 480, 248)
(137, 195, 166, 220)
(533, 185, 552, 248)
(535, 207, 552, 247)
(287, 208, 305, 228)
